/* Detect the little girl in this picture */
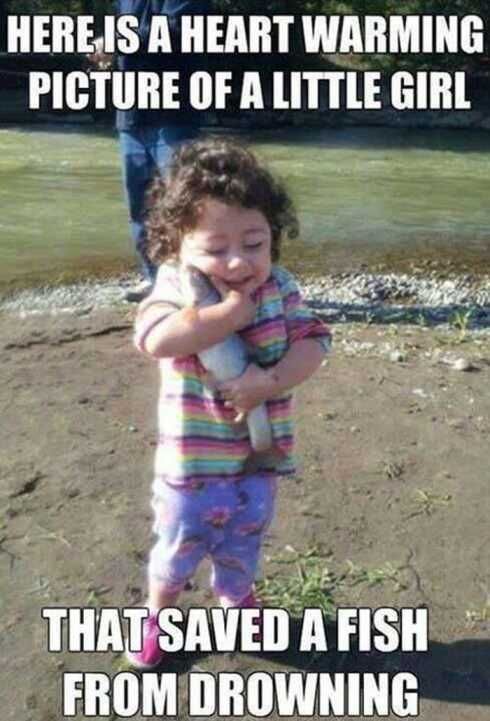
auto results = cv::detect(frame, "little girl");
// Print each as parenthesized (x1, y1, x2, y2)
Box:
(128, 138, 332, 668)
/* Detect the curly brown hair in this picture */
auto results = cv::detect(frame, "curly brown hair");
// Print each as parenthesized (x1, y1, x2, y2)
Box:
(145, 137, 299, 264)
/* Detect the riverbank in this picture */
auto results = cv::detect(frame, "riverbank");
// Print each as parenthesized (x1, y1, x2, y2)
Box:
(2, 269, 489, 328)
(1, 303, 489, 720)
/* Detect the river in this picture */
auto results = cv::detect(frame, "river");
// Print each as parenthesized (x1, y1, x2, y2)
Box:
(1, 123, 489, 292)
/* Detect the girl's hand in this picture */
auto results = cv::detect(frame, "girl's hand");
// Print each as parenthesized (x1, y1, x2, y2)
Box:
(217, 364, 271, 416)
(210, 276, 257, 330)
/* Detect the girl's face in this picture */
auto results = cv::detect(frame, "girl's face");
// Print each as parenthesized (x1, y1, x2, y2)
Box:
(179, 198, 272, 292)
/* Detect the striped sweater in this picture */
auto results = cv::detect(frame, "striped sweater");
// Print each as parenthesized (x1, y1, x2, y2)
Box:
(135, 263, 331, 487)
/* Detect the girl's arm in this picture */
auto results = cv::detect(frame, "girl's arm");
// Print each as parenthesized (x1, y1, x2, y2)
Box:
(217, 338, 326, 413)
(216, 268, 332, 412)
(265, 338, 326, 394)
(136, 290, 256, 358)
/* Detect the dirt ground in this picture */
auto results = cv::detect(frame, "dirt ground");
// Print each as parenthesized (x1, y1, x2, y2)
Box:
(1, 308, 489, 720)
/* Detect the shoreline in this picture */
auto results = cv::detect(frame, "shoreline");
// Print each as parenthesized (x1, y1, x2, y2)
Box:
(1, 270, 489, 329)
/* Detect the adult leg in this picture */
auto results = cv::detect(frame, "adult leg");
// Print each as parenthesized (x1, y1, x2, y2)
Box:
(150, 124, 201, 174)
(120, 125, 200, 295)
(119, 128, 157, 285)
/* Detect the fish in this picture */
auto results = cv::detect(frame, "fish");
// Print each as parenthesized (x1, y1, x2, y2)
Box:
(179, 264, 273, 452)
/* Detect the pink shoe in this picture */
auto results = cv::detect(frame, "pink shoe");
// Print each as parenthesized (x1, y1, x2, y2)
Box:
(220, 591, 261, 609)
(237, 591, 261, 609)
(220, 591, 262, 641)
(125, 613, 165, 669)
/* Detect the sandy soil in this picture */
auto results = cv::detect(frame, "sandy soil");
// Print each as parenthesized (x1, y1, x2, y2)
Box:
(0, 308, 489, 720)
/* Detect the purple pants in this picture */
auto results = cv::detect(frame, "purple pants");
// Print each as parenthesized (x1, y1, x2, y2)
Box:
(149, 474, 277, 603)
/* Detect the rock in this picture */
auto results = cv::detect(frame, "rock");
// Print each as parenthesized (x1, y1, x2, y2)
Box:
(448, 418, 465, 430)
(390, 350, 405, 363)
(65, 486, 80, 499)
(452, 358, 472, 372)
(24, 694, 37, 710)
(75, 306, 93, 316)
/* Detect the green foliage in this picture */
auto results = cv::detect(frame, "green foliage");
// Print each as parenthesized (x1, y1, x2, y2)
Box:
(2, 1, 115, 38)
(257, 546, 406, 616)
(5, 0, 489, 16)
(9, 0, 113, 11)
(3, 1, 113, 16)
(215, 0, 330, 12)
(257, 546, 337, 617)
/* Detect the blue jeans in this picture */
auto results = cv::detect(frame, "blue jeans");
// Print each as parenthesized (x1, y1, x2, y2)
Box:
(119, 125, 199, 281)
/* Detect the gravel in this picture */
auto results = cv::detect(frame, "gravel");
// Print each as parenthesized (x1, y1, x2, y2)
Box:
(301, 271, 490, 328)
(1, 271, 489, 328)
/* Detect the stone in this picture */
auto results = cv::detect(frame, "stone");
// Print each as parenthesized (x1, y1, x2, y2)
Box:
(452, 358, 472, 372)
(390, 350, 405, 363)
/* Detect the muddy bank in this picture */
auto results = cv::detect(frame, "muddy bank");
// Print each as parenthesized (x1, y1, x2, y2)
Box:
(0, 308, 489, 720)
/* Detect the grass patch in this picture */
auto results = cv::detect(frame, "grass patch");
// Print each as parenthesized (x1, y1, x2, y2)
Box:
(382, 460, 405, 481)
(346, 561, 406, 592)
(258, 546, 337, 617)
(416, 312, 428, 327)
(86, 585, 112, 606)
(258, 547, 405, 616)
(450, 309, 474, 341)
(344, 560, 405, 592)
(410, 489, 452, 517)
(465, 602, 490, 627)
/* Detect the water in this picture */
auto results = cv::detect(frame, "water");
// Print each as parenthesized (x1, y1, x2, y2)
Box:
(255, 127, 490, 275)
(1, 123, 490, 291)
